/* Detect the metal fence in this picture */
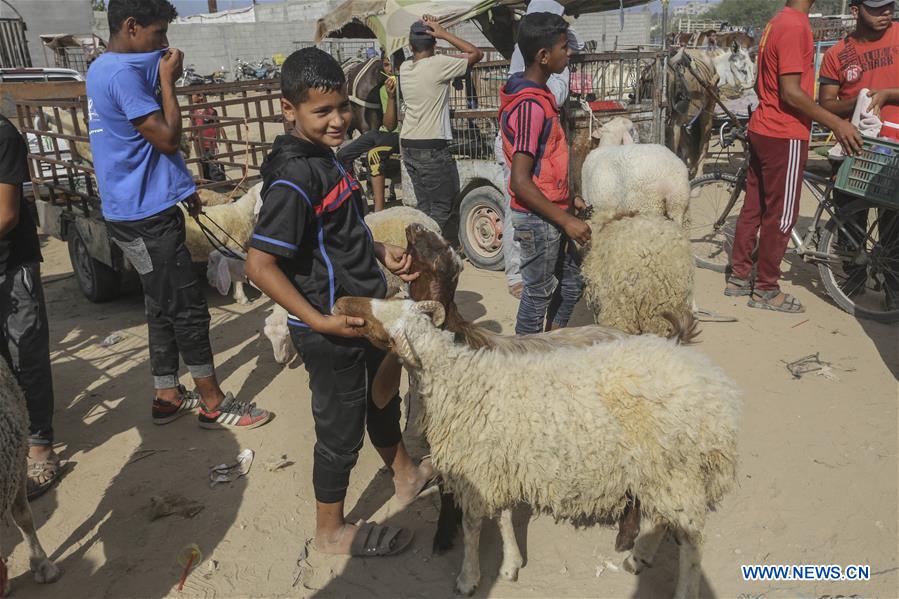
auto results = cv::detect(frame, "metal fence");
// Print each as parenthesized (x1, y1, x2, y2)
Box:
(294, 39, 380, 63)
(0, 18, 31, 68)
(16, 79, 285, 209)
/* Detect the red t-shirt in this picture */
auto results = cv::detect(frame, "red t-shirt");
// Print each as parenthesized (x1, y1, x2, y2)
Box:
(191, 107, 218, 151)
(749, 7, 815, 140)
(820, 23, 899, 130)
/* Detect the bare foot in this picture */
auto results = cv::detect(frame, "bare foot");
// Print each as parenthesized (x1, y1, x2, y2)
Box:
(314, 523, 359, 555)
(394, 458, 436, 506)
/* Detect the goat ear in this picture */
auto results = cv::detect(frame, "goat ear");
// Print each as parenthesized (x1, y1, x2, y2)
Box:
(393, 331, 421, 369)
(411, 301, 446, 327)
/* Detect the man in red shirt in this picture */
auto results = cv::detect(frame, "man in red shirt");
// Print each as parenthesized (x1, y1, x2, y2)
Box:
(819, 0, 899, 310)
(190, 92, 224, 182)
(726, 0, 862, 312)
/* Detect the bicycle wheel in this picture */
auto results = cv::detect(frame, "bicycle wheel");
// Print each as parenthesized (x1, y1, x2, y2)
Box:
(689, 172, 744, 272)
(817, 200, 899, 323)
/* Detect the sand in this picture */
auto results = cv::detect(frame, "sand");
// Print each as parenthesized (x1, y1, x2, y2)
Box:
(2, 205, 897, 598)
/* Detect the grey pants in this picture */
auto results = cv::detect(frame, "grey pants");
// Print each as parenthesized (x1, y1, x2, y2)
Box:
(494, 133, 522, 286)
(401, 144, 461, 242)
(0, 262, 54, 446)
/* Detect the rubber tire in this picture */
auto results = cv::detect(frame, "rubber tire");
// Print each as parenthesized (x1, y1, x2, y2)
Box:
(816, 200, 899, 324)
(689, 172, 743, 273)
(67, 232, 120, 303)
(458, 186, 506, 272)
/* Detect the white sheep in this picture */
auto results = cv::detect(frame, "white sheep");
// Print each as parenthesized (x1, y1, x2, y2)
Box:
(364, 206, 441, 297)
(582, 118, 691, 228)
(581, 212, 696, 338)
(260, 206, 440, 366)
(332, 297, 740, 599)
(0, 359, 60, 594)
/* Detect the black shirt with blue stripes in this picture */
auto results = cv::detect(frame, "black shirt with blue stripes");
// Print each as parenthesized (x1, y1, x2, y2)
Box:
(251, 134, 387, 326)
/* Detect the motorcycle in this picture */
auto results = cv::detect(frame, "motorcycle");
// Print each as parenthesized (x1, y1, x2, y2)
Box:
(233, 57, 280, 81)
(176, 64, 227, 87)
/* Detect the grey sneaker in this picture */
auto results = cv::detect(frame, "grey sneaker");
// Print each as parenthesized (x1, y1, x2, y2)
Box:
(198, 393, 272, 430)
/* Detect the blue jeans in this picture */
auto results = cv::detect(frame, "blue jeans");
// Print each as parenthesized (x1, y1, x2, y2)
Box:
(513, 211, 584, 335)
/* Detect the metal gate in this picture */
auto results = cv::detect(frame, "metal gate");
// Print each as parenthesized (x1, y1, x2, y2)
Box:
(0, 17, 31, 68)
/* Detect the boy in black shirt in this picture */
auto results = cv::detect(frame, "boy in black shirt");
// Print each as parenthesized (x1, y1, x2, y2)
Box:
(246, 48, 432, 556)
(0, 114, 60, 499)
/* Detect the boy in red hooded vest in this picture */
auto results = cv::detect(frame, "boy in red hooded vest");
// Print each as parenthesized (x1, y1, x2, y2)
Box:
(500, 11, 591, 335)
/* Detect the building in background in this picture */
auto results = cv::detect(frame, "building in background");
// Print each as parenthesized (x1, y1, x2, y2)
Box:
(1, 0, 93, 68)
(673, 1, 713, 18)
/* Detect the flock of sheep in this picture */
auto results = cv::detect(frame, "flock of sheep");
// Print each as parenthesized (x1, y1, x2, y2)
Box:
(0, 117, 740, 598)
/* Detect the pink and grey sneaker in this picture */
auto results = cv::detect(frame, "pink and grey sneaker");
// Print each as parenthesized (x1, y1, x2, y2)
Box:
(152, 386, 202, 425)
(198, 393, 271, 430)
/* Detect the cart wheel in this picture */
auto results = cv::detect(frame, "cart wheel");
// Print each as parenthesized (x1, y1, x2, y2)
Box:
(459, 186, 505, 272)
(67, 232, 120, 303)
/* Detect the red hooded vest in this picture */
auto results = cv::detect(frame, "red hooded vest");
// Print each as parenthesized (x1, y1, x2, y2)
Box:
(499, 74, 570, 213)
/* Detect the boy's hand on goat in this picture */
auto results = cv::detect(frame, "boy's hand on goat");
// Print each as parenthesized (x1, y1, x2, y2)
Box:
(563, 216, 592, 246)
(182, 193, 203, 218)
(573, 195, 587, 212)
(314, 314, 366, 338)
(377, 243, 420, 282)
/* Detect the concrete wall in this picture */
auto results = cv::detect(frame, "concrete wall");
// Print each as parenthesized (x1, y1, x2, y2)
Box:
(1, 0, 93, 68)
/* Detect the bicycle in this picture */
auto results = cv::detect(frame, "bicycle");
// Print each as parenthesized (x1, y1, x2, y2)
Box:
(689, 123, 899, 323)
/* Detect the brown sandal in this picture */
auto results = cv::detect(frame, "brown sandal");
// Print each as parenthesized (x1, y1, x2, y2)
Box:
(747, 290, 805, 313)
(27, 452, 61, 500)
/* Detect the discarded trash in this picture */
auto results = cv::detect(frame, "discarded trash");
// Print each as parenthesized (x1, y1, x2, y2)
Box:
(595, 556, 620, 577)
(99, 333, 124, 347)
(209, 448, 254, 487)
(149, 494, 205, 521)
(693, 308, 739, 323)
(782, 353, 853, 381)
(176, 544, 203, 592)
(292, 538, 315, 589)
(265, 454, 293, 472)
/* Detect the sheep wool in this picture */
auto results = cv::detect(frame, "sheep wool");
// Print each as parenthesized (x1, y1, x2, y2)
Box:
(181, 182, 263, 263)
(581, 143, 690, 228)
(0, 357, 28, 517)
(582, 213, 695, 337)
(364, 206, 441, 296)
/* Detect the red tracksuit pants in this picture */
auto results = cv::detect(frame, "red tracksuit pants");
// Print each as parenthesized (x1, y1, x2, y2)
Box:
(731, 131, 809, 291)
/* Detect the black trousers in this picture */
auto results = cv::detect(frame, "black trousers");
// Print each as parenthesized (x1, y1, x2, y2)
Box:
(0, 262, 54, 445)
(337, 130, 399, 178)
(107, 205, 215, 390)
(401, 144, 461, 242)
(292, 328, 403, 504)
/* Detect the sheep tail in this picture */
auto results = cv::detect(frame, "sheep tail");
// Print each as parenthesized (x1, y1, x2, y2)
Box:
(662, 311, 700, 345)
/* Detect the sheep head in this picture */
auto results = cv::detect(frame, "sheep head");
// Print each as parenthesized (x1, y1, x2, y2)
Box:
(597, 116, 638, 147)
(332, 297, 446, 368)
(405, 223, 464, 307)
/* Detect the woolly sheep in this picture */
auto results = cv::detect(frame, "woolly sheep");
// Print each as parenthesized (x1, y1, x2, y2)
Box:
(581, 212, 696, 338)
(332, 297, 740, 599)
(182, 182, 263, 263)
(0, 359, 60, 594)
(582, 119, 691, 228)
(364, 206, 441, 297)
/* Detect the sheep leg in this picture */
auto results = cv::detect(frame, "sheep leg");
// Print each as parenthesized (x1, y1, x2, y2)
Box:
(615, 493, 641, 552)
(232, 281, 250, 305)
(433, 489, 462, 555)
(10, 472, 59, 585)
(673, 530, 702, 599)
(498, 509, 524, 582)
(454, 511, 483, 597)
(623, 521, 666, 575)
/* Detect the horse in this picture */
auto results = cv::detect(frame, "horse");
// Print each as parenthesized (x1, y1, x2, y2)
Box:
(342, 56, 386, 137)
(708, 42, 756, 96)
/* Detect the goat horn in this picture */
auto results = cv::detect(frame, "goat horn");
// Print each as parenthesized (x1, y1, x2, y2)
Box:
(411, 301, 446, 327)
(393, 331, 421, 369)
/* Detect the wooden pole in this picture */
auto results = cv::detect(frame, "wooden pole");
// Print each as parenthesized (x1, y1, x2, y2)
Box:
(207, 0, 218, 13)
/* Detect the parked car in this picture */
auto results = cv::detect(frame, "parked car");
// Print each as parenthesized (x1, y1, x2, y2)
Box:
(0, 67, 83, 83)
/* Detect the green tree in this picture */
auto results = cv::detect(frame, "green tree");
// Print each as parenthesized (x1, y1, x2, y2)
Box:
(702, 0, 848, 30)
(93, 0, 106, 10)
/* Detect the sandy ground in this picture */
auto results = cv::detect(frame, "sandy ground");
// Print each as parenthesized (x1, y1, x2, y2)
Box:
(2, 194, 898, 599)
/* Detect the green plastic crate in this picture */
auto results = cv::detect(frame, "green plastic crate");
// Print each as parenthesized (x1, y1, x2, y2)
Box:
(834, 136, 899, 208)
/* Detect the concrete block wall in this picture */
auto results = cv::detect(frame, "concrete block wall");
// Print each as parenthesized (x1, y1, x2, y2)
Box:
(1, 0, 93, 68)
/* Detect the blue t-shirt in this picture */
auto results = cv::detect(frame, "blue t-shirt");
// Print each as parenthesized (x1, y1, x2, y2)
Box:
(87, 51, 195, 221)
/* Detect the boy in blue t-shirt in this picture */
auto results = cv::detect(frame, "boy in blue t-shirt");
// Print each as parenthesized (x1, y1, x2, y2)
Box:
(246, 48, 434, 556)
(87, 0, 271, 429)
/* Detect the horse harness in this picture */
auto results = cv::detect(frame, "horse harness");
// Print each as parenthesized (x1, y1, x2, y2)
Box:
(346, 57, 382, 111)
